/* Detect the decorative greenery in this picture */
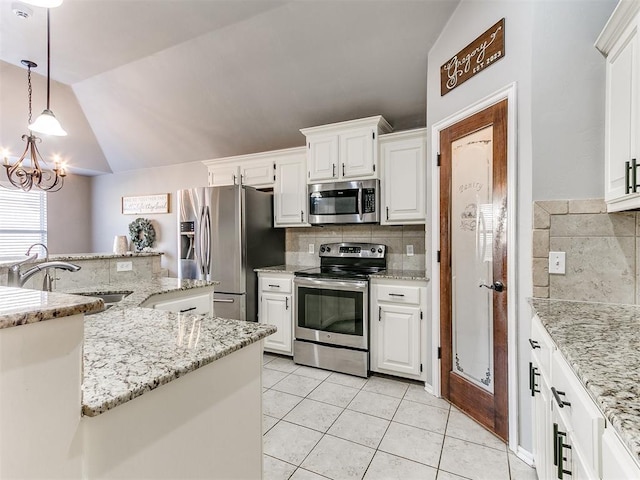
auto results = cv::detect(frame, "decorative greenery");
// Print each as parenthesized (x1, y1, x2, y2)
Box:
(128, 217, 156, 252)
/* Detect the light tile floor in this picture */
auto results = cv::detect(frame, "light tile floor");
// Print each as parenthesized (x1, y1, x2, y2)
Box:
(262, 354, 537, 480)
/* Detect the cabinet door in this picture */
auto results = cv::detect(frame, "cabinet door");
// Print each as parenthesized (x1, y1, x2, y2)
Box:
(208, 165, 240, 187)
(274, 156, 309, 227)
(605, 19, 639, 205)
(260, 293, 292, 355)
(376, 304, 421, 377)
(340, 128, 376, 179)
(381, 137, 426, 224)
(307, 135, 338, 182)
(242, 161, 275, 187)
(531, 360, 553, 480)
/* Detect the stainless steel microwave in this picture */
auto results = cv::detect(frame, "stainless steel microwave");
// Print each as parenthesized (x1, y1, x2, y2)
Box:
(308, 179, 380, 225)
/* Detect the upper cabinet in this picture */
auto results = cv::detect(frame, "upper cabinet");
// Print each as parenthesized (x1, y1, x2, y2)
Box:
(273, 148, 310, 228)
(379, 129, 427, 225)
(203, 151, 278, 188)
(301, 116, 392, 183)
(596, 2, 640, 212)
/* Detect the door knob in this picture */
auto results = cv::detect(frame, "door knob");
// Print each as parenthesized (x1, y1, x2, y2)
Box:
(479, 281, 505, 292)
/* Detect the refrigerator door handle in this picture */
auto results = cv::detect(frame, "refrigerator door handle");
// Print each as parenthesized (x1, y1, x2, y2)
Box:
(204, 206, 212, 276)
(199, 206, 207, 276)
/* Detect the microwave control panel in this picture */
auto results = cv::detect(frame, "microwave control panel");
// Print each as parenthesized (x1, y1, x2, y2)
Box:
(363, 188, 376, 213)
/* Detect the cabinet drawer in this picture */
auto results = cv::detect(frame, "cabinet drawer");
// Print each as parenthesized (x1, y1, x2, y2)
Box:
(260, 276, 292, 294)
(152, 293, 212, 315)
(551, 350, 605, 474)
(530, 315, 554, 380)
(376, 285, 421, 305)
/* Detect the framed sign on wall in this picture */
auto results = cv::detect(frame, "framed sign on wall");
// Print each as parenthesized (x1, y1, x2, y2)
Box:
(441, 18, 505, 96)
(122, 193, 170, 215)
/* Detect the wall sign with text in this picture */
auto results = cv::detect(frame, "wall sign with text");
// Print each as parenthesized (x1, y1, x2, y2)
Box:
(122, 193, 170, 215)
(440, 18, 505, 96)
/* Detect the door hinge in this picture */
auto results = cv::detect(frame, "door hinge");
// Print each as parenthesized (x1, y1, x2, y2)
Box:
(437, 251, 441, 263)
(437, 153, 441, 167)
(420, 310, 423, 320)
(420, 363, 423, 373)
(437, 347, 442, 359)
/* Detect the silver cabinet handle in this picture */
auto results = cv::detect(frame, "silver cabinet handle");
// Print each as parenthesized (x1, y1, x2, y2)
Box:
(388, 293, 405, 297)
(214, 298, 235, 303)
(551, 387, 571, 408)
(179, 307, 196, 313)
(232, 174, 237, 185)
(285, 297, 289, 310)
(332, 164, 336, 177)
(529, 339, 540, 349)
(301, 210, 304, 222)
(386, 206, 389, 220)
(268, 284, 280, 288)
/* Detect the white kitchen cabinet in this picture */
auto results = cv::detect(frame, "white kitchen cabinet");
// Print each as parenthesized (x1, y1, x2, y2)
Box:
(380, 129, 426, 225)
(370, 278, 427, 381)
(301, 116, 392, 183)
(241, 160, 276, 187)
(596, 2, 640, 212)
(274, 149, 310, 227)
(208, 163, 241, 187)
(141, 287, 215, 315)
(602, 427, 640, 479)
(258, 272, 294, 355)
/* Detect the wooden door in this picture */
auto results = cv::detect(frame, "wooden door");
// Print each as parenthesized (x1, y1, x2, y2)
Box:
(440, 99, 508, 441)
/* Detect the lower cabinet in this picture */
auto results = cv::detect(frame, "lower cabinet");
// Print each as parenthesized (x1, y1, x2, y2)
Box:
(531, 314, 639, 479)
(258, 272, 293, 355)
(370, 278, 427, 381)
(141, 287, 215, 315)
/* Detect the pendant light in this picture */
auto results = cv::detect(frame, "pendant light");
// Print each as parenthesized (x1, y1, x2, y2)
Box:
(2, 60, 66, 192)
(28, 8, 67, 137)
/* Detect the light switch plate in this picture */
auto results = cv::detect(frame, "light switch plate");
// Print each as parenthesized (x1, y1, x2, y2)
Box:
(117, 261, 133, 272)
(406, 245, 414, 256)
(308, 243, 314, 254)
(548, 252, 566, 275)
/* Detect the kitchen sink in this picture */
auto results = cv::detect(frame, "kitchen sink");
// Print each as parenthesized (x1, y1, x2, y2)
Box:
(78, 291, 133, 313)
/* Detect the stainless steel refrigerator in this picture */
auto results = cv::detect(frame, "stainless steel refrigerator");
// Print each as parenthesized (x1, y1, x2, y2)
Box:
(177, 185, 284, 321)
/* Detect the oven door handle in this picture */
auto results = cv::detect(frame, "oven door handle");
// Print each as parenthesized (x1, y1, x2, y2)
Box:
(358, 182, 364, 222)
(294, 276, 368, 292)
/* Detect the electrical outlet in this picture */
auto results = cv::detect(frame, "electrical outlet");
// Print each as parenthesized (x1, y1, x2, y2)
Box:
(116, 261, 133, 272)
(548, 252, 566, 275)
(406, 244, 414, 256)
(308, 243, 314, 254)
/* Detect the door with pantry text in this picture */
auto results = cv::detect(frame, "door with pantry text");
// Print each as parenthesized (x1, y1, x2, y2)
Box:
(439, 99, 509, 441)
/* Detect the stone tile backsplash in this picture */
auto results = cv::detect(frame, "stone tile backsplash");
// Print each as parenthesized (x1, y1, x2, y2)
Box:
(286, 224, 426, 271)
(533, 199, 639, 303)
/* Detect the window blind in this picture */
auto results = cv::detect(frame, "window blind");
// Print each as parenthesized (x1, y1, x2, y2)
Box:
(0, 189, 47, 256)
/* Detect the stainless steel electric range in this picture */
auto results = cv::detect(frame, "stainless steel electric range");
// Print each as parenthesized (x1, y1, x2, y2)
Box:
(293, 242, 386, 377)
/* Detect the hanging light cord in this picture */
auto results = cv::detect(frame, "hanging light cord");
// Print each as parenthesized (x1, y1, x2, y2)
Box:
(46, 8, 50, 110)
(27, 63, 33, 125)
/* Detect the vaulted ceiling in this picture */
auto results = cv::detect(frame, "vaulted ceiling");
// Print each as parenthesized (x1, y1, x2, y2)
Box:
(0, 0, 459, 175)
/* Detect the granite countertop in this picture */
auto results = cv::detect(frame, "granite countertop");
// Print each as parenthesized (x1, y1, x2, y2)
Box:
(370, 269, 429, 281)
(0, 286, 104, 329)
(62, 277, 276, 417)
(530, 298, 640, 464)
(0, 252, 162, 268)
(254, 264, 313, 274)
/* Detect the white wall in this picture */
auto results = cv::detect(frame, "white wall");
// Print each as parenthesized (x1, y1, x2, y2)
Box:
(426, 0, 615, 455)
(90, 161, 208, 276)
(531, 0, 615, 200)
(48, 174, 93, 254)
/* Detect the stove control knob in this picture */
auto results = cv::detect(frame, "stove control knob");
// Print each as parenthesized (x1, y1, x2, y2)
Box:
(378, 248, 383, 253)
(326, 247, 331, 252)
(320, 246, 325, 253)
(371, 247, 375, 253)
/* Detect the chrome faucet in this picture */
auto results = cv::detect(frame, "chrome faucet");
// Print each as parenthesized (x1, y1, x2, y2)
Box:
(7, 247, 81, 291)
(26, 243, 53, 291)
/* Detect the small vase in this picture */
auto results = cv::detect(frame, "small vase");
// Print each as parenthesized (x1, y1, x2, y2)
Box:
(113, 235, 128, 255)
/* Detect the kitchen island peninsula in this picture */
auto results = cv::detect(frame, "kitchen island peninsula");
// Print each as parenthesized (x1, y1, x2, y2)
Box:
(0, 277, 275, 479)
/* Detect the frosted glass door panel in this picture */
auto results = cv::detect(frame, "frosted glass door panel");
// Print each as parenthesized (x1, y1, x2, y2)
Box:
(451, 126, 494, 394)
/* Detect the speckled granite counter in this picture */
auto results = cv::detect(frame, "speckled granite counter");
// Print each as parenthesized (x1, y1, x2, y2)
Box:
(254, 264, 312, 274)
(48, 252, 162, 261)
(530, 298, 640, 464)
(370, 269, 429, 281)
(0, 286, 103, 329)
(61, 277, 276, 417)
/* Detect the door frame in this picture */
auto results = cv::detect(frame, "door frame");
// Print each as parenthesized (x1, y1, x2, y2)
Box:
(430, 83, 518, 451)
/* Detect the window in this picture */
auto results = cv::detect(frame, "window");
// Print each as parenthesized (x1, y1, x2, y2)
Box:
(0, 189, 47, 256)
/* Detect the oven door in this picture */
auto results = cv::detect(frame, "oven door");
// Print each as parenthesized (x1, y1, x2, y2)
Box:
(294, 276, 368, 350)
